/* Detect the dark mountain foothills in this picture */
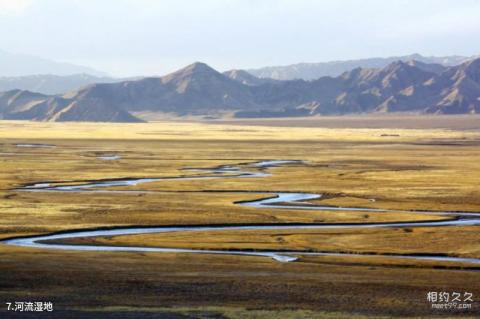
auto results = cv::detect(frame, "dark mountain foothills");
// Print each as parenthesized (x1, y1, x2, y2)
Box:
(1, 58, 480, 122)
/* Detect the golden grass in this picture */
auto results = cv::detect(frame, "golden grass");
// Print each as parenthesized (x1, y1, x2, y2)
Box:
(0, 119, 478, 141)
(1, 120, 480, 316)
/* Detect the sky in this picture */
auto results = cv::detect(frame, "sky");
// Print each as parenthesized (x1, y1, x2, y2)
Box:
(0, 0, 479, 77)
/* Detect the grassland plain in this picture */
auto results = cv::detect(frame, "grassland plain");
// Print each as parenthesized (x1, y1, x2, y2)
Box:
(0, 120, 480, 318)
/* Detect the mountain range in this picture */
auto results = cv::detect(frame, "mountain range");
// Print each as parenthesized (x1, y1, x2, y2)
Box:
(0, 50, 107, 77)
(0, 53, 472, 96)
(0, 74, 122, 95)
(1, 57, 480, 122)
(246, 54, 474, 80)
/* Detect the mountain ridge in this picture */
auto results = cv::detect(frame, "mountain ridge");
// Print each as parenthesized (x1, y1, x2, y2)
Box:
(1, 58, 480, 122)
(0, 49, 108, 77)
(246, 53, 474, 80)
(0, 74, 121, 95)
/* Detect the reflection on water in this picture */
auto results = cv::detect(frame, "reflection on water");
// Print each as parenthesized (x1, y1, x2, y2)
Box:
(98, 155, 121, 160)
(15, 143, 56, 148)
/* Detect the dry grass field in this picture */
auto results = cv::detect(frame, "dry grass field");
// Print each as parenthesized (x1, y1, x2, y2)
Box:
(210, 114, 480, 130)
(1, 119, 480, 318)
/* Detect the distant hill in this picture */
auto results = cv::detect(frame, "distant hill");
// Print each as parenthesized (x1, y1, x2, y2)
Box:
(0, 89, 142, 122)
(246, 54, 473, 80)
(1, 58, 480, 122)
(0, 74, 120, 95)
(222, 69, 278, 86)
(0, 49, 108, 77)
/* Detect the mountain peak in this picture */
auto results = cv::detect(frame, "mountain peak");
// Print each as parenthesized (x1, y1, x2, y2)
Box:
(385, 60, 408, 70)
(162, 62, 221, 84)
(182, 62, 217, 73)
(408, 53, 424, 59)
(405, 59, 446, 75)
(382, 59, 434, 76)
(223, 69, 281, 86)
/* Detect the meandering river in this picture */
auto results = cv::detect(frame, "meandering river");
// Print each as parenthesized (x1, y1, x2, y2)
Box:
(3, 159, 480, 265)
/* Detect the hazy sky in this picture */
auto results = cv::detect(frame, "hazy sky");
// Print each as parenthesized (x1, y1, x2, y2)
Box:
(0, 0, 479, 76)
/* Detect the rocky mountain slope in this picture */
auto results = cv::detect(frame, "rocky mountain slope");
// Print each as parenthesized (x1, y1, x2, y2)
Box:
(0, 89, 142, 122)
